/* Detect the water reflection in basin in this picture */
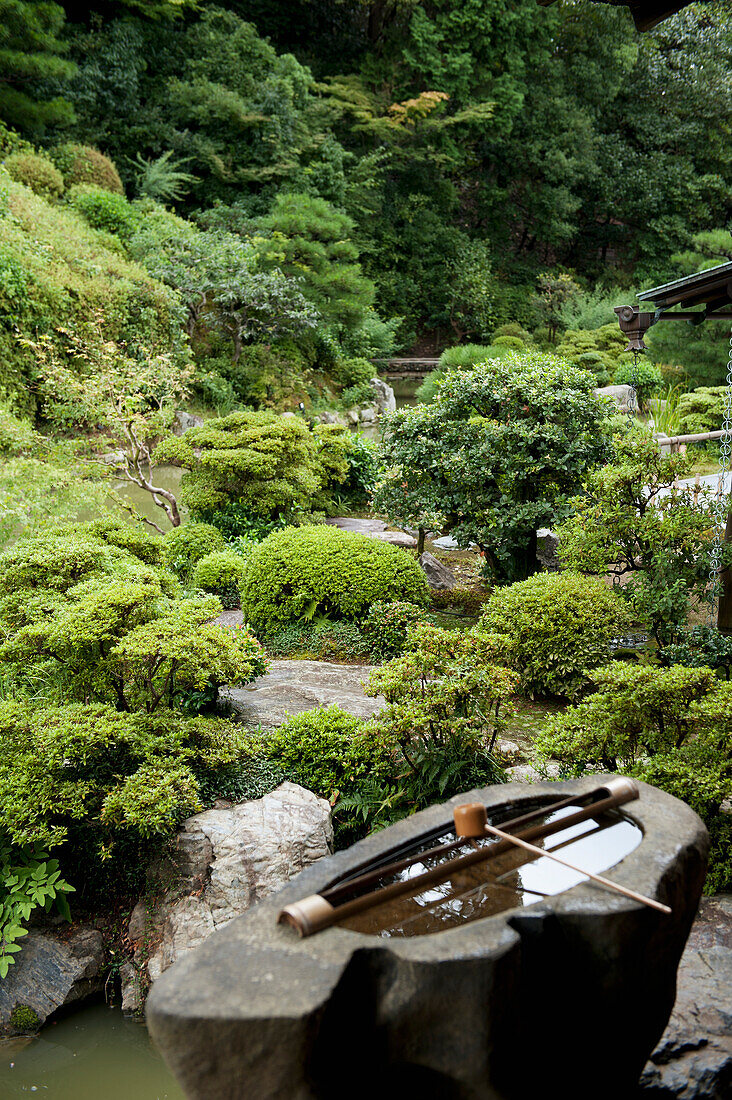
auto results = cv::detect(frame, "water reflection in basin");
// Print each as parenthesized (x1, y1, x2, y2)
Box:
(338, 804, 642, 937)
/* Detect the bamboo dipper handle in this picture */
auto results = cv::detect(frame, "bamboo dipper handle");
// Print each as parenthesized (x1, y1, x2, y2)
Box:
(482, 822, 672, 915)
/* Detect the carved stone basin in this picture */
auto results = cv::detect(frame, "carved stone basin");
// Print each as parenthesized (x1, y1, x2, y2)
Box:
(147, 776, 708, 1100)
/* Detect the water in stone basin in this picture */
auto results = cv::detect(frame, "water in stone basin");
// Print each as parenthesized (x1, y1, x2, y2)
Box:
(337, 804, 642, 937)
(0, 1004, 183, 1099)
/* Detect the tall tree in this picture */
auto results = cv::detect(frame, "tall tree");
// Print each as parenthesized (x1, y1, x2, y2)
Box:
(0, 1, 76, 134)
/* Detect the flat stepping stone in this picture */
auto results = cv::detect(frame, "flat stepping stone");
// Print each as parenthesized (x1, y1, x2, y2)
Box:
(214, 610, 245, 629)
(326, 517, 416, 548)
(326, 517, 387, 533)
(221, 660, 384, 730)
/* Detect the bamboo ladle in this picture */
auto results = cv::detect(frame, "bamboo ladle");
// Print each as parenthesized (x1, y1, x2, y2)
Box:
(454, 801, 671, 915)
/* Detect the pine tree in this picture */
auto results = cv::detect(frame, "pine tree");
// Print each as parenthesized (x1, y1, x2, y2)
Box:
(0, 1, 76, 134)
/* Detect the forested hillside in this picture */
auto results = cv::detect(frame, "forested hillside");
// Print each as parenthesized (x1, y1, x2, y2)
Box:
(2, 0, 729, 372)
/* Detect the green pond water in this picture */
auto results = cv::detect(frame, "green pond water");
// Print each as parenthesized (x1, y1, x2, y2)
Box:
(0, 1005, 184, 1099)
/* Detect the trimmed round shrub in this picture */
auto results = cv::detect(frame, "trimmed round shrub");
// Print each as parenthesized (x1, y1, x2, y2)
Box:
(477, 572, 634, 699)
(261, 705, 395, 801)
(4, 153, 64, 200)
(193, 550, 247, 609)
(241, 525, 431, 635)
(164, 523, 227, 579)
(66, 185, 140, 241)
(491, 323, 532, 343)
(330, 356, 373, 389)
(50, 143, 124, 194)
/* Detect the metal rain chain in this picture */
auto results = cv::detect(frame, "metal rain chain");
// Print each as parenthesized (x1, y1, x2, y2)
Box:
(707, 326, 732, 625)
(626, 347, 641, 420)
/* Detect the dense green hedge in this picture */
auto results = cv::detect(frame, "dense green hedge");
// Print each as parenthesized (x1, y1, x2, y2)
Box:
(478, 572, 634, 699)
(241, 525, 430, 635)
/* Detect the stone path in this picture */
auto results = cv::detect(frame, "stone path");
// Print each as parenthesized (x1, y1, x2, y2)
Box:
(326, 517, 417, 548)
(220, 659, 384, 729)
(639, 894, 732, 1098)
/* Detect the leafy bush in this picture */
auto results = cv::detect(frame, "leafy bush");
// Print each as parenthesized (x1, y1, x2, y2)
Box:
(163, 522, 226, 579)
(492, 334, 525, 350)
(265, 620, 372, 661)
(51, 143, 124, 194)
(66, 185, 140, 241)
(241, 525, 430, 635)
(1, 839, 74, 978)
(199, 503, 291, 542)
(417, 345, 509, 401)
(197, 756, 289, 807)
(477, 572, 634, 699)
(535, 662, 731, 892)
(262, 707, 394, 802)
(0, 404, 40, 456)
(0, 701, 258, 901)
(331, 357, 374, 389)
(0, 520, 266, 713)
(4, 153, 64, 200)
(362, 600, 429, 659)
(328, 431, 380, 507)
(224, 342, 313, 409)
(491, 324, 532, 343)
(155, 411, 350, 520)
(376, 352, 612, 582)
(676, 386, 727, 435)
(555, 324, 630, 386)
(658, 626, 732, 681)
(354, 624, 512, 831)
(614, 360, 664, 408)
(557, 430, 726, 643)
(193, 549, 248, 609)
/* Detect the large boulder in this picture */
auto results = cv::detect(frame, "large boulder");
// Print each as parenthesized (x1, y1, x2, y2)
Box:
(126, 783, 332, 1004)
(0, 926, 105, 1034)
(596, 383, 633, 413)
(536, 527, 559, 571)
(370, 378, 397, 416)
(419, 550, 457, 590)
(639, 894, 732, 1098)
(173, 410, 204, 435)
(221, 660, 385, 730)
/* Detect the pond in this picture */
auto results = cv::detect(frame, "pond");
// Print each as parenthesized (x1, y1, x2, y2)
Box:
(0, 1004, 183, 1100)
(110, 464, 185, 534)
(106, 377, 424, 531)
(385, 373, 422, 408)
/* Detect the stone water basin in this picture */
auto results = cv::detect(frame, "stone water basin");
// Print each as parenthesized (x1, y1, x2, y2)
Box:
(148, 775, 708, 1100)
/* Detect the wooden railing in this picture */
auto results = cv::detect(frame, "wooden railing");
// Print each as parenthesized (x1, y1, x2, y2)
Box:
(661, 429, 727, 453)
